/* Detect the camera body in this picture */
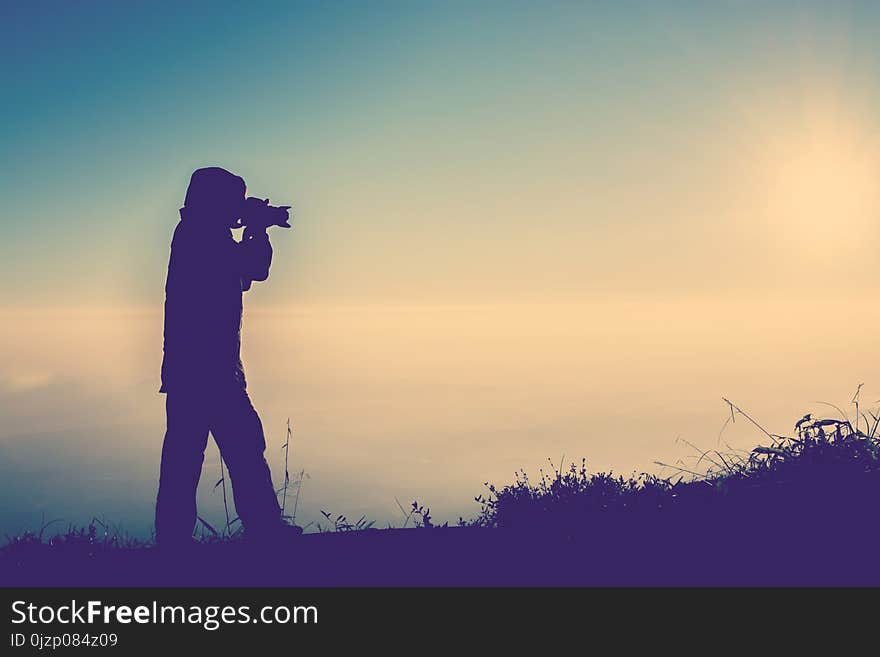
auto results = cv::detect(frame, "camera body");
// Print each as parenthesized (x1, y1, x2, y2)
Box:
(236, 197, 291, 229)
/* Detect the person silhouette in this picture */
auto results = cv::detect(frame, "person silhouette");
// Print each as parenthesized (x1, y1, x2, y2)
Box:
(155, 166, 298, 547)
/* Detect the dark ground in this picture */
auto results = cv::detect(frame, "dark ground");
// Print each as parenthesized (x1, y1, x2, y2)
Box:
(3, 504, 879, 587)
(5, 421, 880, 587)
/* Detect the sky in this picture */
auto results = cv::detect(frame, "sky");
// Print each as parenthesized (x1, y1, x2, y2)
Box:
(1, 1, 880, 536)
(3, 0, 880, 307)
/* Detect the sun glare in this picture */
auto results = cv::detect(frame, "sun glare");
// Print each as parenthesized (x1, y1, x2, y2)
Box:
(757, 98, 880, 257)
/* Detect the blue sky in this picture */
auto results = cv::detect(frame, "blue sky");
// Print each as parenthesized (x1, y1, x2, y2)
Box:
(3, 1, 880, 307)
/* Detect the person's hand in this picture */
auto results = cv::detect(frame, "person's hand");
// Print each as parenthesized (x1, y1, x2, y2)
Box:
(243, 224, 268, 241)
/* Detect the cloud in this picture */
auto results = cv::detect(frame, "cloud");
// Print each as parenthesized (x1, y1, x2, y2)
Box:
(0, 371, 53, 393)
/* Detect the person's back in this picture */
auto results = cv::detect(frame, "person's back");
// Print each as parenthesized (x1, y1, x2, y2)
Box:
(155, 167, 295, 548)
(161, 194, 265, 394)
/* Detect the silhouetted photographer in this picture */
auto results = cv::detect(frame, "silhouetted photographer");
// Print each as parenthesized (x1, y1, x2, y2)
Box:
(155, 166, 299, 548)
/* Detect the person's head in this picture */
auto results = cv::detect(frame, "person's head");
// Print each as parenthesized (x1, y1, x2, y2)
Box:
(181, 167, 246, 227)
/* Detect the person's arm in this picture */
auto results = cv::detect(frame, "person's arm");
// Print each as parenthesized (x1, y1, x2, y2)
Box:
(238, 225, 273, 290)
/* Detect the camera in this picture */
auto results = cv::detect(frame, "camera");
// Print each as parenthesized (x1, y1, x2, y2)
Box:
(236, 196, 292, 229)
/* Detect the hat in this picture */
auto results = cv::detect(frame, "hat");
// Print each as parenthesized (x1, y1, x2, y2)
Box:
(183, 167, 246, 213)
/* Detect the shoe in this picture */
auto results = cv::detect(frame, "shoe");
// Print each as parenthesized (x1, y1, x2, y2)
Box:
(279, 522, 304, 539)
(247, 522, 303, 545)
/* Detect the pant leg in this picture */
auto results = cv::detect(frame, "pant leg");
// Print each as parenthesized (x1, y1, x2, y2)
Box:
(209, 387, 282, 536)
(155, 393, 210, 545)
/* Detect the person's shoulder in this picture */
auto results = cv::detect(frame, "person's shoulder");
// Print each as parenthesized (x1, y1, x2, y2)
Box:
(172, 219, 218, 244)
(172, 223, 238, 268)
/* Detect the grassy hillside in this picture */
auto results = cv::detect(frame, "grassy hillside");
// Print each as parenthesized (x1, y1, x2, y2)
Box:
(3, 400, 880, 586)
(473, 401, 880, 532)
